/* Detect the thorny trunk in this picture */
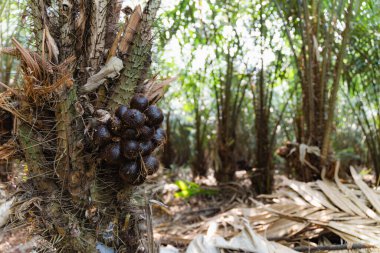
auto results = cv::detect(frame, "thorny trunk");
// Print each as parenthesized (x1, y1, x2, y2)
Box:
(253, 68, 272, 194)
(215, 53, 237, 182)
(162, 112, 174, 169)
(192, 86, 208, 178)
(0, 0, 162, 251)
(275, 0, 354, 181)
(214, 56, 248, 182)
(208, 3, 248, 183)
(251, 1, 273, 194)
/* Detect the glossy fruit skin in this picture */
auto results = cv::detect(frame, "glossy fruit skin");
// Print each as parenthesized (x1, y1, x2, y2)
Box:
(130, 94, 149, 112)
(139, 140, 155, 156)
(123, 128, 138, 140)
(107, 116, 122, 136)
(94, 101, 165, 185)
(121, 140, 140, 159)
(143, 155, 159, 175)
(115, 105, 129, 119)
(139, 125, 154, 141)
(94, 125, 112, 146)
(152, 128, 166, 146)
(102, 142, 123, 165)
(121, 109, 145, 129)
(145, 105, 164, 126)
(119, 161, 140, 184)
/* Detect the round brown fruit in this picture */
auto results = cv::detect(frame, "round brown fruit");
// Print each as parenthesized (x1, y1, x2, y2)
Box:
(119, 161, 140, 184)
(130, 94, 149, 112)
(121, 140, 140, 159)
(139, 140, 155, 156)
(152, 128, 166, 146)
(145, 105, 164, 127)
(121, 109, 145, 128)
(115, 105, 128, 119)
(123, 128, 138, 140)
(139, 125, 154, 141)
(143, 155, 159, 175)
(102, 142, 123, 165)
(94, 125, 112, 146)
(107, 116, 122, 136)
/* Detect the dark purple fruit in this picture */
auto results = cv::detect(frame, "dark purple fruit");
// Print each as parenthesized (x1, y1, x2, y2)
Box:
(152, 128, 166, 146)
(102, 142, 123, 165)
(107, 116, 122, 136)
(121, 109, 145, 128)
(119, 161, 140, 184)
(143, 155, 159, 175)
(121, 140, 140, 159)
(115, 105, 128, 119)
(139, 125, 154, 141)
(139, 141, 155, 156)
(130, 94, 149, 112)
(123, 128, 138, 140)
(94, 125, 112, 146)
(145, 105, 164, 127)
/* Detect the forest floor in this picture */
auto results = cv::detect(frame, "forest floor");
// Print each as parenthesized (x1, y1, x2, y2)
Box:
(1, 166, 380, 252)
(151, 167, 380, 253)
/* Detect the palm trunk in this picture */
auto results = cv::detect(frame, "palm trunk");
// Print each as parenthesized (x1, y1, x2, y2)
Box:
(0, 0, 162, 251)
(275, 0, 354, 181)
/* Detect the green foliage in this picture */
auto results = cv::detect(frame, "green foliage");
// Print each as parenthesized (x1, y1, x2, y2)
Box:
(359, 168, 372, 176)
(2, 0, 379, 179)
(0, 0, 29, 85)
(156, 0, 298, 180)
(341, 0, 380, 175)
(174, 180, 217, 199)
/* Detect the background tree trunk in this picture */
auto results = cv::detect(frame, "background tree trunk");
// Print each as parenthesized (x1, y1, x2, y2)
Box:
(275, 0, 354, 181)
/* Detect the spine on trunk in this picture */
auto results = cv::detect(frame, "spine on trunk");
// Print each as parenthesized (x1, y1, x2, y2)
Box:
(109, 0, 161, 110)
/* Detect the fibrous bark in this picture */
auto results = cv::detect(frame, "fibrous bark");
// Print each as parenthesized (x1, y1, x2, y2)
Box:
(0, 0, 162, 251)
(275, 0, 354, 181)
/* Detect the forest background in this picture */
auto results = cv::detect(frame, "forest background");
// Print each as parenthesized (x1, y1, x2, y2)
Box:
(1, 0, 379, 191)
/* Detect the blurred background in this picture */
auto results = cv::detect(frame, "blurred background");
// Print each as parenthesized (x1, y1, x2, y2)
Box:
(1, 0, 379, 193)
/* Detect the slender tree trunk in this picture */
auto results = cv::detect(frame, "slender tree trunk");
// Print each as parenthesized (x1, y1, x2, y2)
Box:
(253, 67, 272, 194)
(216, 53, 234, 182)
(192, 91, 208, 178)
(162, 112, 174, 168)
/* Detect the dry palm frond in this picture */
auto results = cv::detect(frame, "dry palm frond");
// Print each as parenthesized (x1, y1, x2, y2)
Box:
(249, 171, 380, 247)
(23, 73, 72, 104)
(154, 166, 380, 250)
(12, 38, 44, 80)
(2, 39, 74, 105)
(118, 5, 142, 54)
(185, 220, 298, 253)
(142, 76, 176, 104)
(0, 91, 28, 123)
(0, 139, 17, 160)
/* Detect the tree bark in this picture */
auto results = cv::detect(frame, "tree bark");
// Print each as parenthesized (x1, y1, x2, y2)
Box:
(275, 0, 354, 181)
(0, 0, 162, 251)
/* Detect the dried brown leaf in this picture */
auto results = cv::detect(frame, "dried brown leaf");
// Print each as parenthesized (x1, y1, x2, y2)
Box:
(119, 5, 142, 54)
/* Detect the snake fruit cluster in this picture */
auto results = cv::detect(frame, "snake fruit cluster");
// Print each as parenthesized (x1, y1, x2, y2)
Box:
(94, 94, 166, 185)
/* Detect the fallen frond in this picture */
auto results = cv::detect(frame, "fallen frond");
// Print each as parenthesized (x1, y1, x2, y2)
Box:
(154, 166, 380, 251)
(0, 139, 17, 160)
